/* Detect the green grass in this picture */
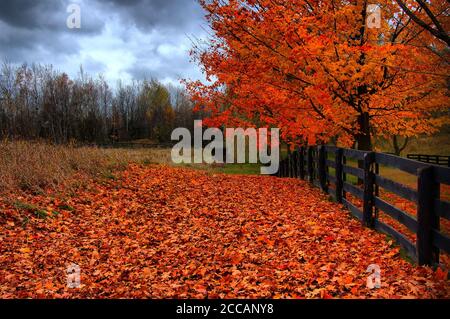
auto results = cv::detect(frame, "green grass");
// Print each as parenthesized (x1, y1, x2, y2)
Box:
(179, 162, 262, 175)
(212, 163, 262, 175)
(102, 170, 117, 180)
(13, 201, 49, 219)
(175, 146, 269, 175)
(13, 201, 37, 211)
(57, 203, 75, 211)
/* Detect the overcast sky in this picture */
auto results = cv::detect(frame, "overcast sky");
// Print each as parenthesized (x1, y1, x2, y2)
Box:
(0, 0, 208, 86)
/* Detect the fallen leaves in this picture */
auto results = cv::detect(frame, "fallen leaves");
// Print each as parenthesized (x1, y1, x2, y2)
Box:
(18, 248, 31, 254)
(230, 252, 245, 265)
(0, 164, 448, 298)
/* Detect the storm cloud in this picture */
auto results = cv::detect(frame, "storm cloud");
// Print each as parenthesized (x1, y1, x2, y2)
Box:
(0, 0, 208, 86)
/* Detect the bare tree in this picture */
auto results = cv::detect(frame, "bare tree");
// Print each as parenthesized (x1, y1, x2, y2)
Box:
(0, 61, 199, 144)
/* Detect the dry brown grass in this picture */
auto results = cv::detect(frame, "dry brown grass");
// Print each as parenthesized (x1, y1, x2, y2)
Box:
(0, 140, 171, 193)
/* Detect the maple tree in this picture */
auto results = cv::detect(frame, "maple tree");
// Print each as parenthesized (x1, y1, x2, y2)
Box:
(186, 0, 449, 150)
(0, 164, 448, 298)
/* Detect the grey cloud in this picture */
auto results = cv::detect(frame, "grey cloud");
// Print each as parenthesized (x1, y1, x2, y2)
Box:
(0, 0, 104, 63)
(0, 0, 61, 29)
(0, 0, 104, 33)
(0, 0, 207, 85)
(97, 0, 204, 31)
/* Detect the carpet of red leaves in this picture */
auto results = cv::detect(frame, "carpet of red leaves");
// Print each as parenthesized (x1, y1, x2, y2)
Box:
(0, 164, 448, 298)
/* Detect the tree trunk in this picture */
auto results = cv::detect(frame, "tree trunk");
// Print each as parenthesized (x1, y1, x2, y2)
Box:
(355, 112, 371, 151)
(355, 112, 371, 184)
(392, 135, 409, 156)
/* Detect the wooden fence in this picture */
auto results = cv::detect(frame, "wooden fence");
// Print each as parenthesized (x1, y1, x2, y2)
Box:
(277, 145, 450, 266)
(407, 154, 450, 167)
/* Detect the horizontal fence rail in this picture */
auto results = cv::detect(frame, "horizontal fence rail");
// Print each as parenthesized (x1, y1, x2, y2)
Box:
(276, 145, 450, 266)
(407, 154, 450, 167)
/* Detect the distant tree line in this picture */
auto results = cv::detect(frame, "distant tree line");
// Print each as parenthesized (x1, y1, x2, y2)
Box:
(0, 62, 204, 144)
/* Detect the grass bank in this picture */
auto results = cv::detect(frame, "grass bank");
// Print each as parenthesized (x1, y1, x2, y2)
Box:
(0, 140, 171, 194)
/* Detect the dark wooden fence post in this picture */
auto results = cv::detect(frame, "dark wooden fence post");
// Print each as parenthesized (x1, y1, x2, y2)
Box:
(290, 148, 295, 177)
(374, 162, 379, 220)
(307, 147, 314, 183)
(287, 147, 293, 177)
(280, 160, 284, 177)
(363, 152, 375, 227)
(286, 156, 290, 177)
(318, 145, 328, 192)
(290, 150, 296, 177)
(342, 155, 347, 199)
(335, 148, 343, 203)
(290, 151, 294, 178)
(298, 146, 305, 180)
(277, 159, 281, 177)
(293, 149, 299, 177)
(285, 159, 288, 177)
(417, 166, 440, 266)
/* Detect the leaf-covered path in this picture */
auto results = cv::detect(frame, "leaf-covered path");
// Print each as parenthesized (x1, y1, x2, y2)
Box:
(0, 165, 448, 298)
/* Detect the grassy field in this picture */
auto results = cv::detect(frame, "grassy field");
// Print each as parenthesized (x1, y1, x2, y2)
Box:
(374, 134, 450, 156)
(0, 140, 268, 195)
(0, 140, 171, 194)
(180, 162, 262, 175)
(1, 132, 448, 194)
(326, 158, 418, 187)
